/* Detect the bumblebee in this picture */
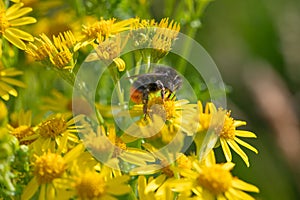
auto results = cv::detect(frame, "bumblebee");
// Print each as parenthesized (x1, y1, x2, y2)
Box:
(129, 65, 182, 114)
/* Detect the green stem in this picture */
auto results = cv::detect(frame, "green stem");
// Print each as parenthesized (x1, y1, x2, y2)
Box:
(108, 64, 124, 106)
(177, 27, 198, 74)
(177, 0, 212, 74)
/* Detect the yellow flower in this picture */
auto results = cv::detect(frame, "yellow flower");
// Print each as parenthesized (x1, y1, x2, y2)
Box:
(26, 30, 78, 69)
(0, 66, 26, 101)
(137, 173, 193, 200)
(21, 144, 85, 200)
(85, 35, 127, 72)
(7, 110, 35, 145)
(23, 113, 84, 154)
(180, 151, 259, 200)
(130, 146, 192, 177)
(0, 1, 36, 50)
(83, 125, 155, 167)
(123, 96, 198, 147)
(82, 17, 136, 43)
(196, 101, 258, 167)
(59, 163, 131, 200)
(151, 18, 180, 60)
(131, 18, 180, 61)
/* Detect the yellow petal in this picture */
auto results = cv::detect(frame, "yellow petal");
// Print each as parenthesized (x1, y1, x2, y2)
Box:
(10, 17, 37, 26)
(0, 68, 23, 76)
(232, 178, 259, 193)
(235, 130, 257, 138)
(138, 176, 147, 197)
(0, 88, 10, 101)
(1, 77, 26, 87)
(227, 139, 250, 167)
(63, 143, 84, 163)
(85, 52, 99, 62)
(168, 179, 193, 192)
(38, 183, 46, 200)
(126, 148, 156, 162)
(106, 184, 131, 195)
(228, 188, 256, 200)
(130, 164, 161, 175)
(21, 178, 38, 200)
(222, 162, 235, 171)
(120, 151, 147, 166)
(100, 194, 117, 200)
(145, 174, 167, 193)
(234, 137, 258, 154)
(5, 3, 24, 17)
(3, 30, 26, 50)
(220, 138, 232, 162)
(0, 81, 18, 96)
(233, 120, 247, 127)
(107, 175, 130, 185)
(217, 194, 227, 200)
(7, 6, 33, 20)
(6, 28, 34, 41)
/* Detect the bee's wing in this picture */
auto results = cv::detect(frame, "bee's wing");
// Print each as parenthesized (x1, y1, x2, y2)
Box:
(126, 73, 166, 79)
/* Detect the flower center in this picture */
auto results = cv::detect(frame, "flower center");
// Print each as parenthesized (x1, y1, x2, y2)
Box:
(0, 10, 9, 34)
(75, 171, 106, 199)
(95, 38, 120, 61)
(38, 117, 67, 138)
(148, 97, 176, 120)
(197, 165, 232, 194)
(34, 152, 66, 184)
(113, 137, 127, 157)
(219, 112, 235, 139)
(83, 18, 115, 40)
(176, 154, 192, 170)
(10, 125, 35, 145)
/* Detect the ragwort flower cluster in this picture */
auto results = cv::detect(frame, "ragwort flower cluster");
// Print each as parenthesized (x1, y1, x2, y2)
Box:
(0, 2, 260, 199)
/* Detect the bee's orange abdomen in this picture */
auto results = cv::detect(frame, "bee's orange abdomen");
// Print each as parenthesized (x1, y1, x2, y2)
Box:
(130, 87, 143, 103)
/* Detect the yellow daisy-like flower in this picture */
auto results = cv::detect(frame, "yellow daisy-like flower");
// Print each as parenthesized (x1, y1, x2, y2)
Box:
(180, 151, 259, 200)
(7, 110, 35, 145)
(137, 173, 193, 200)
(151, 18, 180, 60)
(82, 17, 136, 43)
(21, 144, 85, 200)
(0, 66, 26, 101)
(130, 146, 192, 177)
(131, 18, 180, 62)
(123, 95, 198, 146)
(59, 163, 131, 200)
(85, 35, 127, 71)
(197, 101, 258, 167)
(26, 30, 77, 69)
(83, 125, 155, 167)
(23, 113, 84, 154)
(0, 1, 36, 50)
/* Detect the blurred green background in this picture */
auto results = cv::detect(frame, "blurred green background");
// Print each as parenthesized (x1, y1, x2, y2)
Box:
(16, 0, 300, 199)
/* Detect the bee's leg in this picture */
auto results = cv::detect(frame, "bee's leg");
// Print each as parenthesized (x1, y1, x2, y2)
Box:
(142, 88, 150, 118)
(155, 80, 165, 101)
